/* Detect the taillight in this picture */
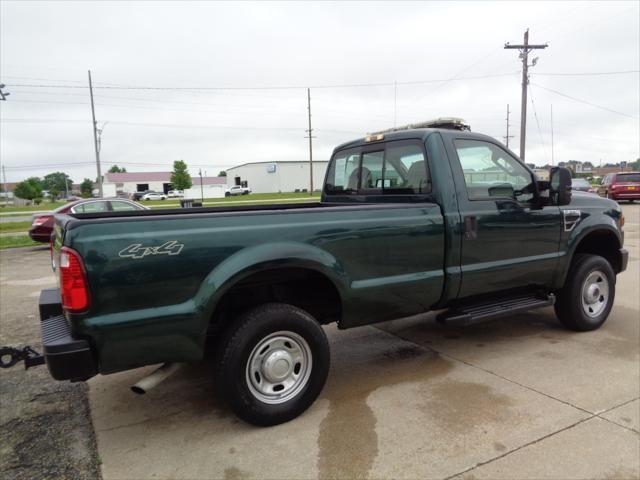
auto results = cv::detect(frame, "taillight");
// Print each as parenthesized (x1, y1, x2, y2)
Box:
(32, 215, 51, 227)
(611, 184, 619, 190)
(59, 246, 90, 312)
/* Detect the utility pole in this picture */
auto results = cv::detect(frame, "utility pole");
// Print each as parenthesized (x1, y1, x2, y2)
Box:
(198, 169, 204, 203)
(393, 80, 397, 128)
(504, 104, 514, 148)
(88, 70, 103, 197)
(504, 29, 548, 162)
(550, 104, 555, 166)
(304, 88, 316, 196)
(1, 165, 7, 206)
(96, 122, 108, 154)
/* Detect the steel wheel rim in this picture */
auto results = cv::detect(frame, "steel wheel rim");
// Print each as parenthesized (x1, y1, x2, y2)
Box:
(581, 270, 609, 318)
(246, 331, 312, 404)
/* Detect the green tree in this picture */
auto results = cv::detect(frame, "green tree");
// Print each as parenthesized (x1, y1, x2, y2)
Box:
(218, 170, 227, 177)
(170, 160, 192, 190)
(42, 172, 72, 198)
(14, 177, 43, 201)
(80, 178, 94, 198)
(108, 165, 127, 173)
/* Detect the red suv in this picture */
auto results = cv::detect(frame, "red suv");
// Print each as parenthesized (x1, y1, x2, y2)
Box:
(598, 172, 640, 203)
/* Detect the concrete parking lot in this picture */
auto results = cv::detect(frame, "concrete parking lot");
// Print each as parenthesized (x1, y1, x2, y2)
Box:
(1, 204, 639, 479)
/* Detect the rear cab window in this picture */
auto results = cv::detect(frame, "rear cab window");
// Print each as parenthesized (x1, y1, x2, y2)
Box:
(324, 140, 431, 196)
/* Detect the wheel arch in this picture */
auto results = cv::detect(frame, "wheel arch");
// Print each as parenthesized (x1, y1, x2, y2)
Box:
(194, 242, 348, 340)
(558, 226, 623, 287)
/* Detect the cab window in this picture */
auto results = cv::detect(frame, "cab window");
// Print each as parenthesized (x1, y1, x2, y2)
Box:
(454, 139, 534, 202)
(326, 148, 360, 193)
(324, 141, 430, 195)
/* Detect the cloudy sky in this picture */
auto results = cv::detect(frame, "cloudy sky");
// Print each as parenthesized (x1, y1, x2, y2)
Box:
(1, 1, 638, 184)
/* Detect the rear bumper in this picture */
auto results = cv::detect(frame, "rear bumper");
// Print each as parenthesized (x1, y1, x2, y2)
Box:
(39, 288, 97, 381)
(611, 192, 640, 200)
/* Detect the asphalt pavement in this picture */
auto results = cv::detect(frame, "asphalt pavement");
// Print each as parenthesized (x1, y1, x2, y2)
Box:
(0, 204, 638, 480)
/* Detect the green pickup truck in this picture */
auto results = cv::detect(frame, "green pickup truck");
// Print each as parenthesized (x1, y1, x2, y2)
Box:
(6, 126, 629, 426)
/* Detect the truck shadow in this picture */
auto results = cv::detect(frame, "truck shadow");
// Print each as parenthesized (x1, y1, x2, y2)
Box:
(90, 304, 637, 479)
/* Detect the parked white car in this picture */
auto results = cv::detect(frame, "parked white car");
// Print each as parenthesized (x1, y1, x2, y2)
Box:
(167, 190, 184, 198)
(141, 192, 167, 201)
(225, 186, 252, 196)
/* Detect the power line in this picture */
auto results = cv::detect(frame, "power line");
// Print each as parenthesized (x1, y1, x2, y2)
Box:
(533, 70, 639, 77)
(528, 84, 549, 163)
(530, 82, 639, 120)
(0, 118, 362, 135)
(2, 72, 519, 91)
(407, 49, 506, 106)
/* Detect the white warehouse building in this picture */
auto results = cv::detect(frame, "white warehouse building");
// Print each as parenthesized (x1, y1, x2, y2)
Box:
(102, 172, 226, 197)
(225, 161, 329, 194)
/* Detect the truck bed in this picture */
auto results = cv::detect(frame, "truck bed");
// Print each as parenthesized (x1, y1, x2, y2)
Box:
(54, 200, 446, 373)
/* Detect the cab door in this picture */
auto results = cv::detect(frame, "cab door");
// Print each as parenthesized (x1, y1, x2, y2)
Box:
(447, 137, 562, 299)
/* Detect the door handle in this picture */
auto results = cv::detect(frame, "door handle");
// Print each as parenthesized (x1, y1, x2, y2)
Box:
(464, 216, 477, 240)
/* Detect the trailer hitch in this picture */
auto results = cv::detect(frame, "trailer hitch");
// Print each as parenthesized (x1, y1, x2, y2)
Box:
(0, 346, 45, 370)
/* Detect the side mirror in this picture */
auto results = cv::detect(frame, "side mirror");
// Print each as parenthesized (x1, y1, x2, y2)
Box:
(550, 167, 572, 206)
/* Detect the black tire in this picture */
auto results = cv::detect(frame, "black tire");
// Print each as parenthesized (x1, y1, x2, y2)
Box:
(554, 254, 615, 331)
(214, 303, 330, 426)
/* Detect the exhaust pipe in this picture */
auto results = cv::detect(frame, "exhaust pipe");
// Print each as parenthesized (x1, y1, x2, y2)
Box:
(131, 363, 184, 394)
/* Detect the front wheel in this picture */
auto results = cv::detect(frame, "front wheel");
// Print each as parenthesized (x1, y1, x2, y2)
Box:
(554, 254, 615, 331)
(215, 303, 330, 426)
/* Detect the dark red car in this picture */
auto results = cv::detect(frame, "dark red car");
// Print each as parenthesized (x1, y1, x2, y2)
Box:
(598, 172, 640, 203)
(28, 198, 147, 243)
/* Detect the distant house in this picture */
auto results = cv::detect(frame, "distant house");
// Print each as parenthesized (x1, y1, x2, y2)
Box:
(102, 171, 225, 197)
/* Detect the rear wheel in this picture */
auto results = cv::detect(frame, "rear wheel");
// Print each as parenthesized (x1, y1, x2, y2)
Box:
(554, 254, 615, 331)
(215, 303, 330, 426)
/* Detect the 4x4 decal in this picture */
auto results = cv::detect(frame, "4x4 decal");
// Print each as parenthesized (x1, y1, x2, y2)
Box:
(119, 241, 184, 259)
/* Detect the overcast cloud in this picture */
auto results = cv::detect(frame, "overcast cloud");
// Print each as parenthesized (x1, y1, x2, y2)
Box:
(1, 0, 638, 184)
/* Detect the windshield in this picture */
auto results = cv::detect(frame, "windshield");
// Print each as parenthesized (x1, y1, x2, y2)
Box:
(616, 173, 640, 183)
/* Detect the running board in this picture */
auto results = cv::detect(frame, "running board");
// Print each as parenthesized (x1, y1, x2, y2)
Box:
(437, 293, 555, 326)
